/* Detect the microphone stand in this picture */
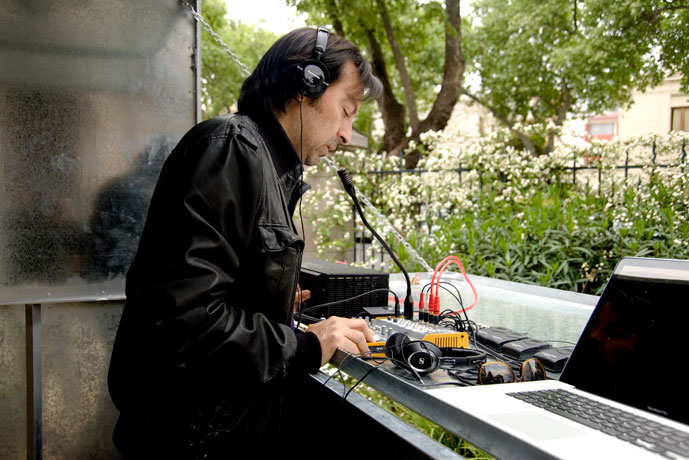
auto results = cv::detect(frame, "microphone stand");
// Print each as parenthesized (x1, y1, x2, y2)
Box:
(337, 168, 414, 320)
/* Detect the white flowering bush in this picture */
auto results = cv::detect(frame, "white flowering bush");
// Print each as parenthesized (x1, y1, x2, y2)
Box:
(304, 127, 689, 294)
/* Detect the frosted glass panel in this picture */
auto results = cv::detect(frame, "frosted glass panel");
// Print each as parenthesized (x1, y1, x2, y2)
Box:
(0, 0, 197, 294)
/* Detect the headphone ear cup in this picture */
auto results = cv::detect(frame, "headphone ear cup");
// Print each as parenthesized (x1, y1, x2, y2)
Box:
(297, 59, 330, 98)
(385, 333, 411, 371)
(403, 341, 441, 377)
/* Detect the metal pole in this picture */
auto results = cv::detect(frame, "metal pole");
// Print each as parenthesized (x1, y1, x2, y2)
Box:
(572, 154, 576, 185)
(25, 304, 42, 460)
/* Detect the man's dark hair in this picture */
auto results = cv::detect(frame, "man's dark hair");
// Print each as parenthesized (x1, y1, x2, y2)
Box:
(238, 27, 383, 115)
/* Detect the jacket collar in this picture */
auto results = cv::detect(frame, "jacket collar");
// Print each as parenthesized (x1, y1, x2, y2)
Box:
(240, 105, 303, 180)
(240, 105, 310, 215)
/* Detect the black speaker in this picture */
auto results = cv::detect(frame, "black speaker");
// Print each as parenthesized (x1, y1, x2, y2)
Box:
(297, 27, 330, 98)
(299, 259, 389, 319)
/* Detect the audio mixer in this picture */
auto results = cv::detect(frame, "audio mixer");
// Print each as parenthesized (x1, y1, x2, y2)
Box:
(365, 317, 469, 358)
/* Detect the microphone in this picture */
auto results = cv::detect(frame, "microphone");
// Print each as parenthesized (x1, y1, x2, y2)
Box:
(337, 168, 414, 320)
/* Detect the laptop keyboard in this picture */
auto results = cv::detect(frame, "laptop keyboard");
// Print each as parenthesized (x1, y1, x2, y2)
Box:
(509, 389, 689, 458)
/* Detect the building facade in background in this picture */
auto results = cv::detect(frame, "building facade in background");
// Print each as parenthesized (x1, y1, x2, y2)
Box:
(585, 74, 688, 141)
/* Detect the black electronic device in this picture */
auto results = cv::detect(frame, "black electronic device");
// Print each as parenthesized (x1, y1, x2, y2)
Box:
(534, 346, 574, 372)
(502, 338, 553, 359)
(367, 317, 470, 358)
(385, 333, 442, 377)
(476, 326, 529, 351)
(299, 258, 389, 319)
(297, 27, 330, 98)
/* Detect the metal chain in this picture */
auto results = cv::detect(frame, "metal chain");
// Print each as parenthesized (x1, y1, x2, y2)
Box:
(181, 0, 251, 77)
(322, 157, 434, 272)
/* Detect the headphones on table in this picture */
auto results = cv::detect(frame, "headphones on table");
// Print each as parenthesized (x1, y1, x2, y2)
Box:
(385, 333, 486, 377)
(296, 27, 331, 98)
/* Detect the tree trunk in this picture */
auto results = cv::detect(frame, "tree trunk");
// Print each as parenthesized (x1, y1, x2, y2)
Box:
(401, 0, 465, 168)
(366, 29, 407, 155)
(547, 80, 572, 153)
(361, 0, 464, 167)
(377, 0, 419, 132)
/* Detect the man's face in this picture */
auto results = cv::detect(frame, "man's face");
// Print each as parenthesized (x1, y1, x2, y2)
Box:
(282, 61, 364, 166)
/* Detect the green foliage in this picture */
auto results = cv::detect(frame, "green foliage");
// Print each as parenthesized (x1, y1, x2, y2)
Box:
(200, 0, 278, 119)
(584, 0, 689, 93)
(462, 0, 687, 152)
(303, 129, 689, 294)
(289, 0, 447, 114)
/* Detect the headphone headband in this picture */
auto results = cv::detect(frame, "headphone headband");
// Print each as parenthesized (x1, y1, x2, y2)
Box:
(439, 348, 487, 367)
(313, 27, 329, 59)
(297, 27, 331, 98)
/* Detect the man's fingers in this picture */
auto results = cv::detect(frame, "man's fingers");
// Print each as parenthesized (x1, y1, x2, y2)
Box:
(343, 328, 370, 353)
(339, 318, 374, 339)
(307, 316, 376, 363)
(337, 318, 373, 353)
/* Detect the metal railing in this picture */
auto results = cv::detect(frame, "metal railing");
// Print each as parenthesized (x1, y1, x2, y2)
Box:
(363, 139, 687, 190)
(350, 139, 688, 267)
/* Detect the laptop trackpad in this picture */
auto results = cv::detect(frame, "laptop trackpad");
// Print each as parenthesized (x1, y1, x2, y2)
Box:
(488, 412, 586, 440)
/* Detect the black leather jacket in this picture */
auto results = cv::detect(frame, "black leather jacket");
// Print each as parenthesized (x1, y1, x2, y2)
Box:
(108, 109, 321, 458)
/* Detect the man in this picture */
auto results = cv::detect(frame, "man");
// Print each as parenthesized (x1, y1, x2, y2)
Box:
(107, 27, 383, 458)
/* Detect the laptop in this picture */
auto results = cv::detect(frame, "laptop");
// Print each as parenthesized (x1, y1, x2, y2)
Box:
(427, 257, 689, 459)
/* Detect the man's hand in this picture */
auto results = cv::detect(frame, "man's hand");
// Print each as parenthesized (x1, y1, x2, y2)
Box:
(307, 317, 375, 366)
(294, 287, 311, 312)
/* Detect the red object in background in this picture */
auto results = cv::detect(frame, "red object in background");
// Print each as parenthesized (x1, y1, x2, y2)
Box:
(585, 112, 619, 142)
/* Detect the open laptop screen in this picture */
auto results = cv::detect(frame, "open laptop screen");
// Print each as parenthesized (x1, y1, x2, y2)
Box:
(559, 257, 689, 425)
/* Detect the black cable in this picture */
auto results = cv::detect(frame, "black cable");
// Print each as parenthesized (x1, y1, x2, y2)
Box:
(299, 288, 400, 314)
(438, 281, 464, 309)
(294, 95, 306, 330)
(415, 381, 470, 388)
(298, 95, 305, 239)
(436, 281, 473, 333)
(343, 364, 383, 403)
(421, 281, 472, 330)
(447, 369, 478, 385)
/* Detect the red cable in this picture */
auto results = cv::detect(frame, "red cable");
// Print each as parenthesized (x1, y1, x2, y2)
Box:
(432, 255, 478, 313)
(428, 255, 456, 315)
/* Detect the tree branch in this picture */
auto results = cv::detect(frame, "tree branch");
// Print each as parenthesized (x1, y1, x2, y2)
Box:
(377, 0, 419, 131)
(366, 28, 407, 154)
(417, 0, 464, 134)
(323, 0, 346, 35)
(462, 88, 539, 156)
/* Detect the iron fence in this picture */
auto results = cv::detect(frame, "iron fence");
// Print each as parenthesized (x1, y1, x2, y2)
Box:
(351, 139, 688, 266)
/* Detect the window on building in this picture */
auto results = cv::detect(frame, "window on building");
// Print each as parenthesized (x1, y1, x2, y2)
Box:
(672, 107, 689, 132)
(588, 122, 616, 135)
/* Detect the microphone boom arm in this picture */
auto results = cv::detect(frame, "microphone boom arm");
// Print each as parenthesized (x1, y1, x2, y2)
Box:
(338, 168, 414, 319)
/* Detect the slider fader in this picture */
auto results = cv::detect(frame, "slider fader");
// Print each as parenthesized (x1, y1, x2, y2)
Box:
(365, 317, 470, 358)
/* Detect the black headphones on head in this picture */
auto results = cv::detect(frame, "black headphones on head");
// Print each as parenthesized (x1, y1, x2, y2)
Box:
(296, 27, 330, 98)
(385, 333, 487, 377)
